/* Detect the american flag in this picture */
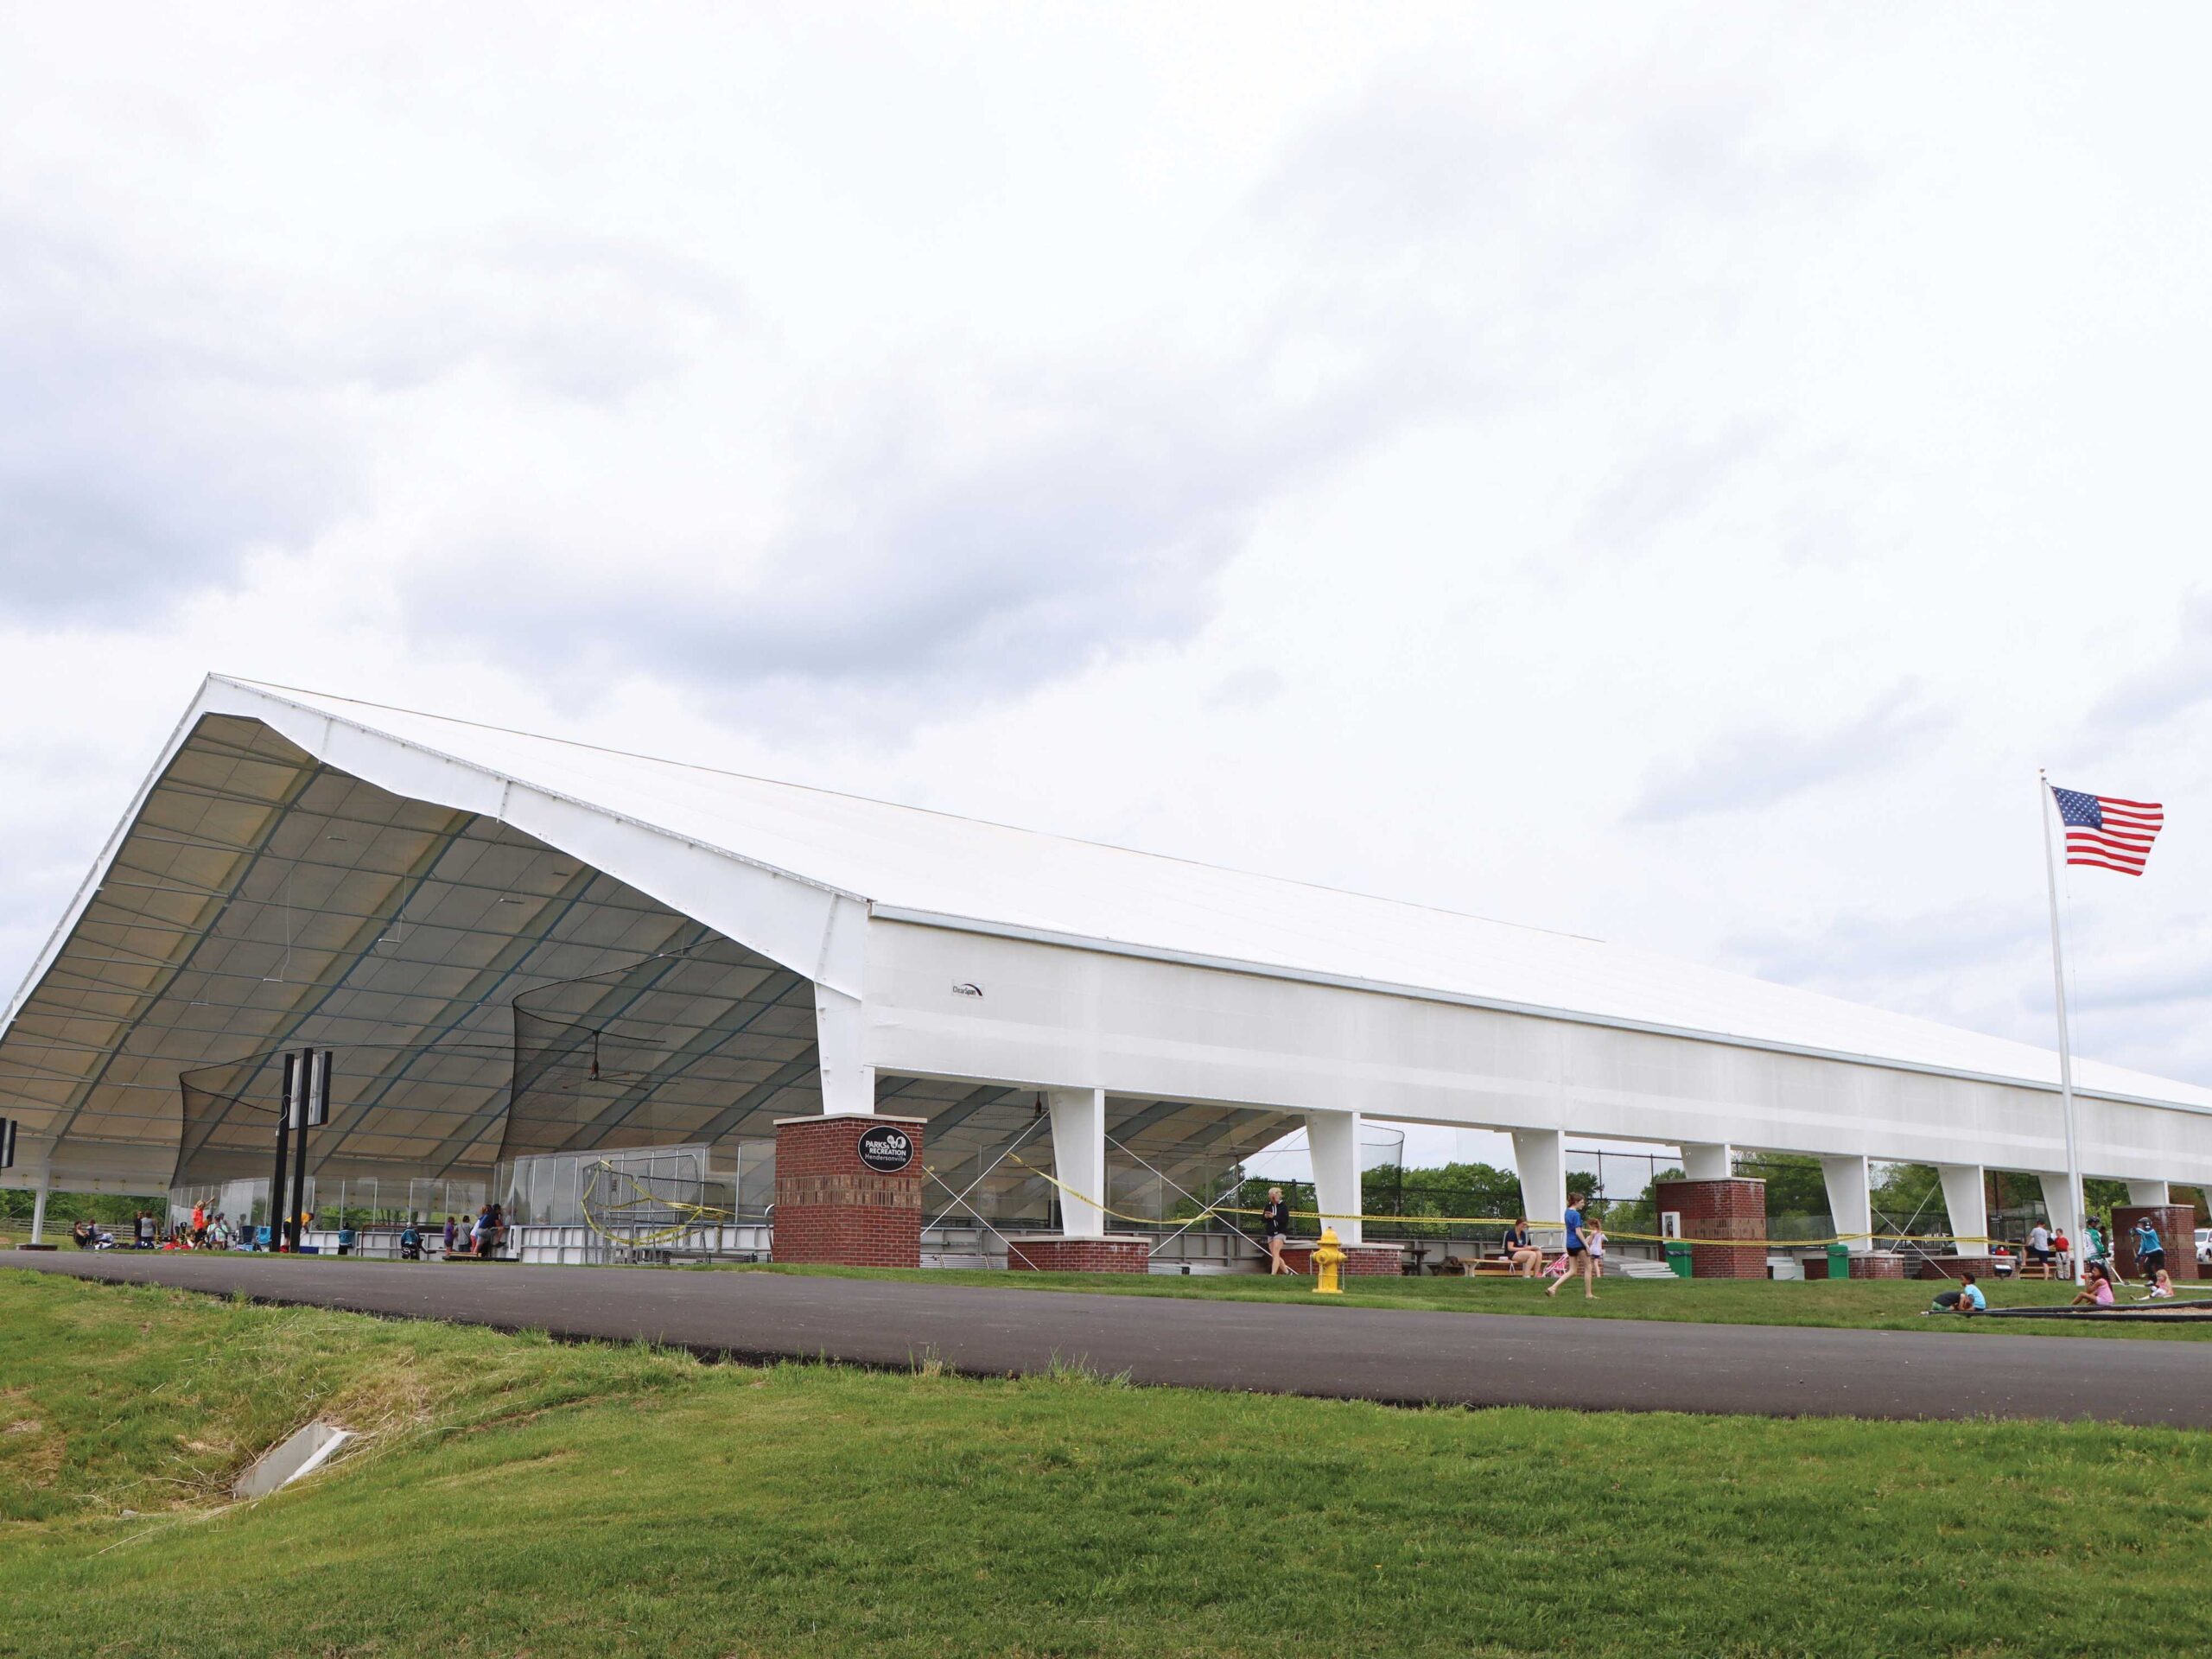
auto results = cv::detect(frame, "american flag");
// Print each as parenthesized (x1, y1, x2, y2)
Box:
(2050, 785, 2164, 876)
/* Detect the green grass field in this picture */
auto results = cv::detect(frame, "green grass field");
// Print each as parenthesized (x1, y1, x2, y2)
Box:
(3, 1268, 2210, 1658)
(713, 1261, 2212, 1338)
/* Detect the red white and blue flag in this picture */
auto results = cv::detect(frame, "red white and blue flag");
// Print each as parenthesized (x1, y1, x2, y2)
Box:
(2050, 785, 2164, 876)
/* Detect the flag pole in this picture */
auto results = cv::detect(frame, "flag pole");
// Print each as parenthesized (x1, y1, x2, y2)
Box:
(2038, 769, 2086, 1281)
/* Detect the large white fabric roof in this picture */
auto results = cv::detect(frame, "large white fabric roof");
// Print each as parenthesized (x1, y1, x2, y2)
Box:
(222, 678, 2209, 1112)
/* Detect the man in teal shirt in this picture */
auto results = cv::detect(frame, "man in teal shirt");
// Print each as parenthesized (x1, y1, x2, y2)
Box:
(2133, 1217, 2166, 1279)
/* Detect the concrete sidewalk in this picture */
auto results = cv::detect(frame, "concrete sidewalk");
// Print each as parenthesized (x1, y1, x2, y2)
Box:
(13, 1252, 2208, 1427)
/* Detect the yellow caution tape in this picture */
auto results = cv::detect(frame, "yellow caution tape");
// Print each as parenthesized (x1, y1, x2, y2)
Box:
(580, 1151, 1999, 1257)
(578, 1160, 735, 1249)
(1001, 1156, 1995, 1250)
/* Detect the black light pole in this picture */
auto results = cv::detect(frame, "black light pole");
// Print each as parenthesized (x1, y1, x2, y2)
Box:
(270, 1052, 298, 1251)
(288, 1047, 315, 1250)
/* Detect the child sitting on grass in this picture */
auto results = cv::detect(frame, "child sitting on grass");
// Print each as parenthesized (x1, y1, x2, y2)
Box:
(2069, 1263, 2116, 1307)
(1922, 1272, 1986, 1315)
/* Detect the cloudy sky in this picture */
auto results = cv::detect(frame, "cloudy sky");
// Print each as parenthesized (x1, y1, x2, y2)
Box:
(4, 4, 2209, 1164)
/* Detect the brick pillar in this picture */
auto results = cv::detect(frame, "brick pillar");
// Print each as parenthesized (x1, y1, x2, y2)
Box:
(771, 1114, 926, 1268)
(1655, 1178, 1767, 1279)
(2112, 1204, 2198, 1281)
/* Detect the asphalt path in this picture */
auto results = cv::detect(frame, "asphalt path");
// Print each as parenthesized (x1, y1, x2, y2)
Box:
(13, 1252, 2209, 1427)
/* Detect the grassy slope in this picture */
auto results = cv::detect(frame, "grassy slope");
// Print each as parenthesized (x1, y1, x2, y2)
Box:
(4, 1271, 2212, 1659)
(716, 1262, 2212, 1338)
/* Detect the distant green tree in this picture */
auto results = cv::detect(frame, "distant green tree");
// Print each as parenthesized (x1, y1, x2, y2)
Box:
(1608, 1169, 1687, 1240)
(1732, 1153, 1830, 1217)
(1, 1189, 165, 1230)
(1868, 1164, 1948, 1237)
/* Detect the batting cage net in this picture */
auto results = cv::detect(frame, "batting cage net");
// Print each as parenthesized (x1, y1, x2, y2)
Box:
(173, 1040, 506, 1228)
(502, 936, 821, 1164)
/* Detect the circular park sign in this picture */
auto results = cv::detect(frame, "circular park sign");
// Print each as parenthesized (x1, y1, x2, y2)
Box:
(857, 1123, 915, 1173)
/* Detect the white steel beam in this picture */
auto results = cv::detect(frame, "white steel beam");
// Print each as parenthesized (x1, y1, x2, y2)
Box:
(1820, 1154, 1872, 1253)
(1680, 1142, 1733, 1181)
(1046, 1087, 1107, 1239)
(1512, 1128, 1567, 1243)
(1305, 1110, 1363, 1245)
(813, 986, 874, 1116)
(1936, 1164, 1989, 1249)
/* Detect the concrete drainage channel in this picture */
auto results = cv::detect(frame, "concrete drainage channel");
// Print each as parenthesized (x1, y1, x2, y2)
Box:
(232, 1420, 353, 1500)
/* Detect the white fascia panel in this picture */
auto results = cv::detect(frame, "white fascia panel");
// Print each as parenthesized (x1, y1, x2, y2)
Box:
(863, 918, 2212, 1185)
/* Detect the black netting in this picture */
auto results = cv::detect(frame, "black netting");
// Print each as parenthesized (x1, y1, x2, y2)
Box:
(502, 938, 819, 1161)
(175, 1041, 512, 1195)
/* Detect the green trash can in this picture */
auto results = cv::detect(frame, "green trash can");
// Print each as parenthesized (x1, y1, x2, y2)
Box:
(1826, 1243, 1852, 1281)
(1665, 1241, 1693, 1279)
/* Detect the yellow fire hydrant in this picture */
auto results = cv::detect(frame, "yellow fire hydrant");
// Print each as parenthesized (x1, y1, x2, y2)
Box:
(1313, 1226, 1347, 1294)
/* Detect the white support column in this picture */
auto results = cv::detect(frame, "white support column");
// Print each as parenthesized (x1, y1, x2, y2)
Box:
(1511, 1128, 1567, 1244)
(2126, 1179, 2171, 1206)
(1936, 1164, 1989, 1251)
(1305, 1109, 1363, 1246)
(30, 1172, 49, 1245)
(2034, 1172, 2084, 1280)
(1680, 1142, 1734, 1181)
(1820, 1154, 1872, 1253)
(1046, 1087, 1107, 1239)
(811, 985, 874, 1116)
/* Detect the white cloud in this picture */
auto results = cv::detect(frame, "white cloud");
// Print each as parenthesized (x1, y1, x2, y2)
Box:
(5, 2, 2212, 1113)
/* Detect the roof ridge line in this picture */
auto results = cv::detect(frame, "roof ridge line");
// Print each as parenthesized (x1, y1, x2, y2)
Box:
(213, 675, 1605, 946)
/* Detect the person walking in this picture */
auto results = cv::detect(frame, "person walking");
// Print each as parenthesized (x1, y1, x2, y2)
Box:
(1544, 1192, 1598, 1301)
(442, 1215, 459, 1255)
(1262, 1187, 1294, 1274)
(2025, 1221, 2052, 1274)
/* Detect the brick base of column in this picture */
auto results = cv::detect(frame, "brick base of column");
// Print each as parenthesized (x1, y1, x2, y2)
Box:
(1005, 1235, 1152, 1273)
(1655, 1178, 1767, 1279)
(1280, 1242, 1402, 1276)
(2112, 1205, 2199, 1281)
(1847, 1253, 1906, 1279)
(1916, 1255, 2000, 1281)
(771, 1114, 926, 1268)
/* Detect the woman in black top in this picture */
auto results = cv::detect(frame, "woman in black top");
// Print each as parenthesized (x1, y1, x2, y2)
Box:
(1262, 1187, 1294, 1274)
(1503, 1217, 1543, 1278)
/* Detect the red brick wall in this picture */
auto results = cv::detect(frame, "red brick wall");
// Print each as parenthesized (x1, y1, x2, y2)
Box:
(1915, 1255, 1999, 1281)
(1847, 1252, 1906, 1280)
(771, 1115, 925, 1268)
(1006, 1236, 1152, 1273)
(1654, 1179, 1767, 1279)
(2112, 1205, 2198, 1281)
(1280, 1243, 1402, 1276)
